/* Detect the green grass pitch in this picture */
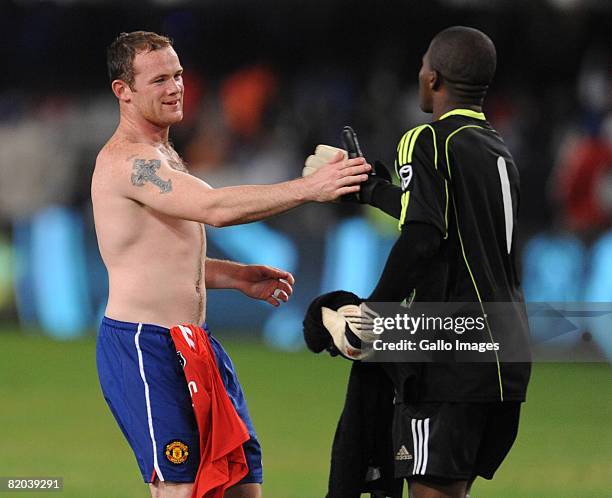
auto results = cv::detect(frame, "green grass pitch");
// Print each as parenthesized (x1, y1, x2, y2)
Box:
(0, 329, 610, 497)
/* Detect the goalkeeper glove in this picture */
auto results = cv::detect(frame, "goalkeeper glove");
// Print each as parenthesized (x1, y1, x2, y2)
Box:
(341, 126, 393, 204)
(302, 144, 347, 177)
(302, 127, 393, 204)
(303, 290, 380, 361)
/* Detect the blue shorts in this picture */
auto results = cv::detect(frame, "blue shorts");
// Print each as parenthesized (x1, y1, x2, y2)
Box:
(96, 317, 263, 484)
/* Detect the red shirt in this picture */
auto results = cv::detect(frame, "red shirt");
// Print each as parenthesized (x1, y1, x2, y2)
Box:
(170, 324, 249, 498)
(555, 137, 612, 231)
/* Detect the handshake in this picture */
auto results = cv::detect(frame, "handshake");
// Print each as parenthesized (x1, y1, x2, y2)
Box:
(302, 126, 392, 205)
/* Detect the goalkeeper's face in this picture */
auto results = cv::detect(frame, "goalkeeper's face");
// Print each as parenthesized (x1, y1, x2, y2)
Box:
(418, 48, 434, 113)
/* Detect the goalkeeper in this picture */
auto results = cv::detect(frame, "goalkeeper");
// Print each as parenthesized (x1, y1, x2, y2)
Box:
(303, 26, 531, 498)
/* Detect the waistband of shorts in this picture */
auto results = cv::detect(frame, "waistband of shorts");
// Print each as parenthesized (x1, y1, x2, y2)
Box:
(102, 316, 209, 334)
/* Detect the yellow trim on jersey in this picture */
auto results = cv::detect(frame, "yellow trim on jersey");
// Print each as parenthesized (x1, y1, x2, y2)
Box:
(396, 128, 416, 176)
(408, 126, 435, 167)
(445, 124, 504, 401)
(410, 126, 448, 238)
(439, 108, 486, 121)
(398, 191, 410, 228)
(396, 125, 448, 236)
(444, 180, 449, 240)
(398, 126, 429, 229)
(404, 126, 424, 165)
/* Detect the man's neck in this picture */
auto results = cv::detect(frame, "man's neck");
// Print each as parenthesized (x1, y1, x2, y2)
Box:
(117, 112, 170, 145)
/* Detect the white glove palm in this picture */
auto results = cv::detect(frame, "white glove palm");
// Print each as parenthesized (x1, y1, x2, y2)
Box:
(321, 303, 380, 360)
(302, 145, 348, 177)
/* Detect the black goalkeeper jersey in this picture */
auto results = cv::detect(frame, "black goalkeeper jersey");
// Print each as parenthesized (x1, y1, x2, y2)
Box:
(394, 108, 531, 402)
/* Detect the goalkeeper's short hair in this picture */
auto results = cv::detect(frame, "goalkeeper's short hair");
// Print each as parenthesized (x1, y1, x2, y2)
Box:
(430, 26, 496, 102)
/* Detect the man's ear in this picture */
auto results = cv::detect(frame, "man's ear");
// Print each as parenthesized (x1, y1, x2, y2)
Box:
(431, 70, 441, 91)
(111, 79, 132, 102)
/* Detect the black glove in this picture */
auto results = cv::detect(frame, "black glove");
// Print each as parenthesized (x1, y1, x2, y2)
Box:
(303, 290, 360, 356)
(303, 290, 381, 361)
(341, 126, 393, 204)
(359, 160, 393, 205)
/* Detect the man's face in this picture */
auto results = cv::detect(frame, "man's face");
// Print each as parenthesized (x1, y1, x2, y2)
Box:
(128, 46, 184, 127)
(418, 47, 434, 113)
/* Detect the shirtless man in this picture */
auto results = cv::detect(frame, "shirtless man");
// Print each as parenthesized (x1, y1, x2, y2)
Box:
(92, 31, 370, 498)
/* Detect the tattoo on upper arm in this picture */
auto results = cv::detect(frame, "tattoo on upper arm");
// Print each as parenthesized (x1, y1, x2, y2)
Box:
(131, 159, 173, 193)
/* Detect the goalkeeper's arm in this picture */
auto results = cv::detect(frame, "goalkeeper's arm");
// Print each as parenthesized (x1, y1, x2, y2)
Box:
(366, 179, 403, 220)
(302, 222, 440, 360)
(368, 221, 441, 301)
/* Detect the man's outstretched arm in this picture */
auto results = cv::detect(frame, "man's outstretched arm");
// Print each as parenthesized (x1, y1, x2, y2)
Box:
(113, 144, 370, 227)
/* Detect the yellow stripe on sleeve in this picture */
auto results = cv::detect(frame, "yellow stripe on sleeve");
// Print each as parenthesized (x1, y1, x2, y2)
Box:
(396, 129, 416, 176)
(396, 125, 441, 231)
(398, 191, 411, 230)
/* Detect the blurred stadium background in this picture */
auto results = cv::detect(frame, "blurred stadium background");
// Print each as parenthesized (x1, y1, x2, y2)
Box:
(0, 0, 611, 497)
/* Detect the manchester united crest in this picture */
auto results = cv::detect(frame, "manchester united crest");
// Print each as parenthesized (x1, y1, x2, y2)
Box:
(165, 440, 189, 464)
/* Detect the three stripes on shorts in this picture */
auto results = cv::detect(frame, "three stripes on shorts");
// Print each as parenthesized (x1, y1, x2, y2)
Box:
(411, 418, 430, 475)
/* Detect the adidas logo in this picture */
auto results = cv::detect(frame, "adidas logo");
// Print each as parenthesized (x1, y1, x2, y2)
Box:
(395, 445, 413, 461)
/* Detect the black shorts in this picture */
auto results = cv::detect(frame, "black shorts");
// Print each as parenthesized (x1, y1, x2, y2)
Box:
(392, 401, 521, 482)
